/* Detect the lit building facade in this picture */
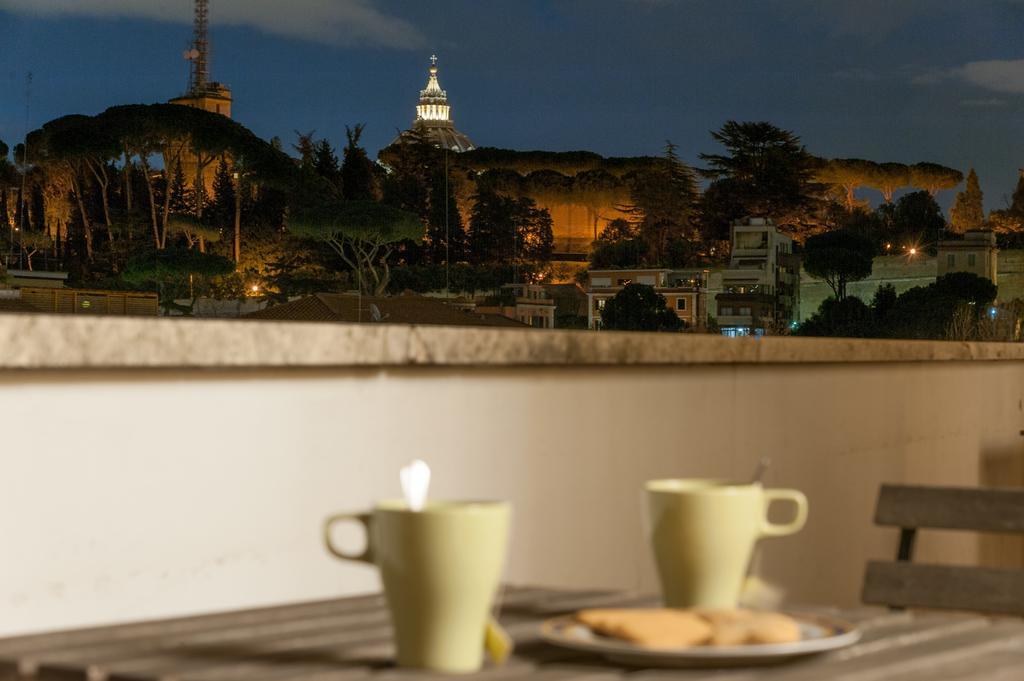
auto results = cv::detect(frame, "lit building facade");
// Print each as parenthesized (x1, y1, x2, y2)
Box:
(475, 284, 557, 329)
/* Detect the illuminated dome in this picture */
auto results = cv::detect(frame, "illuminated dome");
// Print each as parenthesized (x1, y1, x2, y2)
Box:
(392, 55, 475, 153)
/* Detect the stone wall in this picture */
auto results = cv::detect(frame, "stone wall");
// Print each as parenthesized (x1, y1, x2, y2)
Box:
(3, 319, 1024, 636)
(800, 255, 937, 320)
(800, 250, 1024, 320)
(536, 200, 632, 255)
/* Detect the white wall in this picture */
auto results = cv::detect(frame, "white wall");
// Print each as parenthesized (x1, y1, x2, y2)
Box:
(2, 361, 1023, 637)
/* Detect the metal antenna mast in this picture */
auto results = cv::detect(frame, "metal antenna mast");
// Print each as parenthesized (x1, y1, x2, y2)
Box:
(187, 0, 210, 93)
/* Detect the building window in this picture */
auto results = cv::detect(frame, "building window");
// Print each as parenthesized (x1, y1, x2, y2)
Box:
(720, 307, 733, 316)
(595, 299, 606, 311)
(968, 253, 976, 267)
(735, 232, 768, 250)
(947, 254, 955, 267)
(616, 278, 632, 286)
(739, 307, 752, 316)
(676, 298, 687, 311)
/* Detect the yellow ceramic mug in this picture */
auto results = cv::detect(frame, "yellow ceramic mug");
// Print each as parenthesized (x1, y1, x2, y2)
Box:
(646, 479, 808, 608)
(324, 500, 510, 673)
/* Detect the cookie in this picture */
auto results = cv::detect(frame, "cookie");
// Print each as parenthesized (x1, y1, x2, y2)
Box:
(695, 609, 756, 646)
(693, 608, 755, 626)
(747, 612, 802, 645)
(576, 608, 713, 649)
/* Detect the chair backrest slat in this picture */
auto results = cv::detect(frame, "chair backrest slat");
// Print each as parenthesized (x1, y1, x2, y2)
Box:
(863, 561, 1024, 616)
(875, 484, 1024, 533)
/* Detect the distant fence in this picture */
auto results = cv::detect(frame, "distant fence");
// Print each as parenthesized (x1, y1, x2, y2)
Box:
(20, 288, 159, 316)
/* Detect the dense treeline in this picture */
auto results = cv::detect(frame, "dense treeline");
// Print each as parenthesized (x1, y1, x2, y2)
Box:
(453, 147, 661, 177)
(797, 273, 1002, 341)
(581, 121, 984, 274)
(4, 108, 1022, 319)
(0, 108, 562, 306)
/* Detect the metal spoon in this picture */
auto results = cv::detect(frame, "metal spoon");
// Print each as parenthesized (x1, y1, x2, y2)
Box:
(751, 457, 771, 484)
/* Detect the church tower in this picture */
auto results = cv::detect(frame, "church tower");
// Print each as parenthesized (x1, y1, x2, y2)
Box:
(392, 56, 474, 152)
(169, 0, 232, 118)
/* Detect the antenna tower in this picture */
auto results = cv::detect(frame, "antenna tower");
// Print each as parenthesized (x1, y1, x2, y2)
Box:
(187, 0, 210, 93)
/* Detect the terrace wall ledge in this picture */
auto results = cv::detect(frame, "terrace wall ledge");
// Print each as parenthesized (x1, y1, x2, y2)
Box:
(2, 313, 1024, 370)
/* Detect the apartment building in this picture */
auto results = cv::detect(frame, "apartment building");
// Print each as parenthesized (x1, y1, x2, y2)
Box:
(710, 218, 800, 336)
(586, 269, 705, 330)
(937, 230, 998, 283)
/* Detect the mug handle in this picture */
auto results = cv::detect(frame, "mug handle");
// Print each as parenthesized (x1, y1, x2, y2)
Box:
(323, 512, 375, 564)
(760, 489, 808, 537)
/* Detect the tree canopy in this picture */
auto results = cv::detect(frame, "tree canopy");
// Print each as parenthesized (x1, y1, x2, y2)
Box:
(803, 229, 876, 300)
(909, 162, 963, 197)
(288, 199, 423, 295)
(815, 158, 877, 211)
(467, 188, 554, 267)
(626, 141, 699, 264)
(699, 121, 821, 236)
(949, 168, 984, 233)
(600, 283, 683, 332)
(801, 272, 998, 340)
(879, 190, 946, 250)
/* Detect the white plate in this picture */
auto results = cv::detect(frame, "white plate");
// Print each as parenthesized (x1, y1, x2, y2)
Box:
(540, 612, 861, 668)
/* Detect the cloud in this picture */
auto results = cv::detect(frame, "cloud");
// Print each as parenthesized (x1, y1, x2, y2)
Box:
(911, 58, 1024, 94)
(0, 0, 425, 49)
(960, 97, 1009, 108)
(951, 59, 1024, 94)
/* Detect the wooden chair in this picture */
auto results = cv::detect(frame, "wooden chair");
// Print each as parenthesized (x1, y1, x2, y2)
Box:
(862, 484, 1024, 615)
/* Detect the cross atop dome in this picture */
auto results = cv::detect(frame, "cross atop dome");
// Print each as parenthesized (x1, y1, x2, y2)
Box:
(418, 55, 448, 117)
(390, 55, 475, 153)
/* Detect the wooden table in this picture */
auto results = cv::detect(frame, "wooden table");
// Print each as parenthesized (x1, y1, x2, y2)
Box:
(2, 587, 1023, 681)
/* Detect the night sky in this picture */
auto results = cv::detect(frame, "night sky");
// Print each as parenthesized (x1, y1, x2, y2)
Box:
(2, 0, 1024, 210)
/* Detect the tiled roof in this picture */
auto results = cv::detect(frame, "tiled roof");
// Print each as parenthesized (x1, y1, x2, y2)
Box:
(245, 293, 527, 328)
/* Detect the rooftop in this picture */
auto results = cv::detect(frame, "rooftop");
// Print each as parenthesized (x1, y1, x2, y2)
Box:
(244, 292, 526, 328)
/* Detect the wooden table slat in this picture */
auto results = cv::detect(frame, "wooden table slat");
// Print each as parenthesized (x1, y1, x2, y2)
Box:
(0, 595, 386, 658)
(3, 586, 557, 659)
(866, 647, 1024, 681)
(77, 589, 564, 681)
(3, 588, 1024, 681)
(7, 588, 560, 681)
(756, 620, 1024, 681)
